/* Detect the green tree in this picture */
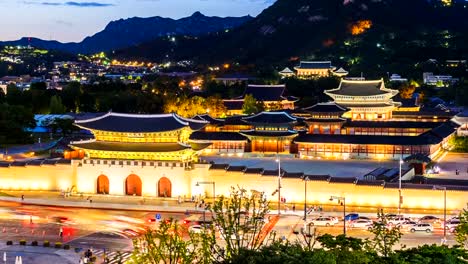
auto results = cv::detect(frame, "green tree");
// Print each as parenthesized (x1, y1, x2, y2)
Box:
(367, 210, 403, 258)
(61, 82, 81, 112)
(129, 219, 208, 264)
(395, 244, 468, 264)
(209, 186, 271, 262)
(204, 96, 227, 117)
(0, 103, 35, 145)
(456, 207, 468, 249)
(49, 95, 66, 114)
(242, 94, 264, 115)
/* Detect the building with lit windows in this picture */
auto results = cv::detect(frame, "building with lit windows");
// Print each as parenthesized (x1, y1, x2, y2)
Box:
(324, 79, 401, 120)
(294, 61, 336, 78)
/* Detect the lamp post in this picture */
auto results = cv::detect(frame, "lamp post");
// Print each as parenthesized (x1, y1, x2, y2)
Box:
(398, 158, 404, 215)
(433, 185, 447, 244)
(303, 176, 310, 221)
(275, 156, 282, 216)
(330, 195, 346, 236)
(195, 181, 216, 202)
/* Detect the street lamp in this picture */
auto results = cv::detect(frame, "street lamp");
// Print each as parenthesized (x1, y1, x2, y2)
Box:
(275, 156, 282, 216)
(195, 181, 216, 202)
(330, 195, 346, 236)
(433, 185, 447, 244)
(302, 176, 310, 221)
(398, 158, 404, 215)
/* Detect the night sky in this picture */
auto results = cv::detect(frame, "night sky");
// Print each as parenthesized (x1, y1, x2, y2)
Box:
(1, 0, 275, 42)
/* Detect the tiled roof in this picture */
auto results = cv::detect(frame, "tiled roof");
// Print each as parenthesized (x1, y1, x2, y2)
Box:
(189, 132, 248, 141)
(227, 166, 247, 172)
(326, 79, 392, 96)
(303, 102, 349, 113)
(244, 168, 264, 174)
(193, 114, 225, 125)
(303, 175, 331, 181)
(209, 164, 229, 170)
(70, 141, 191, 152)
(242, 111, 297, 124)
(240, 85, 289, 101)
(296, 61, 333, 69)
(223, 115, 249, 125)
(75, 112, 207, 133)
(223, 100, 244, 111)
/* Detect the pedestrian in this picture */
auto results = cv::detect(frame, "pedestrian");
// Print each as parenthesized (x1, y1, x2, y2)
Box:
(21, 195, 24, 201)
(456, 169, 459, 175)
(59, 227, 63, 237)
(292, 204, 296, 212)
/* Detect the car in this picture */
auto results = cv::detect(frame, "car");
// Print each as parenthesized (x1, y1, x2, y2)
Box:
(418, 215, 440, 224)
(306, 217, 336, 227)
(349, 219, 373, 229)
(356, 216, 372, 221)
(445, 219, 460, 231)
(388, 216, 411, 226)
(409, 223, 433, 233)
(400, 220, 418, 230)
(345, 213, 359, 221)
(188, 225, 204, 234)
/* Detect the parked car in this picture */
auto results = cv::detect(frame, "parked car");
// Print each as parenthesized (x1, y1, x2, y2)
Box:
(388, 216, 411, 226)
(188, 225, 204, 234)
(445, 219, 460, 231)
(357, 216, 372, 221)
(400, 220, 418, 230)
(349, 219, 373, 229)
(345, 213, 359, 221)
(418, 215, 440, 224)
(307, 217, 336, 227)
(409, 223, 433, 233)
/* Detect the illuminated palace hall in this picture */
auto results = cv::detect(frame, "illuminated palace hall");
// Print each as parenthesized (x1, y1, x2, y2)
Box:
(192, 79, 459, 160)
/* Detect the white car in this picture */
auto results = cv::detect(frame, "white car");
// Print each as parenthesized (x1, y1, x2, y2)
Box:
(188, 225, 204, 233)
(400, 220, 418, 230)
(388, 216, 411, 226)
(409, 223, 433, 233)
(445, 219, 460, 231)
(307, 217, 336, 227)
(349, 219, 373, 229)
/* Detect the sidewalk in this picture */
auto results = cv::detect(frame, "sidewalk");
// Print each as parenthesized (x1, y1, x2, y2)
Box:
(0, 245, 79, 264)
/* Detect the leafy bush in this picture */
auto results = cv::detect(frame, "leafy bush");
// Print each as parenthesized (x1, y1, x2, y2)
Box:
(54, 242, 62, 249)
(31, 241, 38, 246)
(63, 244, 70, 250)
(43, 241, 50, 247)
(19, 240, 26, 246)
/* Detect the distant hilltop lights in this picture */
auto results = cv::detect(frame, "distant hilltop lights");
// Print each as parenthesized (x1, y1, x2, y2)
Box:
(349, 20, 372, 35)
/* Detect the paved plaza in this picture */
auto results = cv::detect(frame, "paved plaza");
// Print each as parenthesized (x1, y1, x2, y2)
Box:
(202, 152, 468, 180)
(202, 156, 402, 178)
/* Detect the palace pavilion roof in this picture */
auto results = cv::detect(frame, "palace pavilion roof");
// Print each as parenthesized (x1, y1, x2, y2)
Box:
(75, 112, 207, 133)
(295, 61, 334, 69)
(303, 102, 349, 113)
(238, 84, 298, 102)
(70, 141, 191, 152)
(189, 131, 248, 141)
(242, 111, 297, 124)
(325, 79, 398, 97)
(223, 100, 244, 111)
(305, 118, 347, 123)
(193, 114, 225, 125)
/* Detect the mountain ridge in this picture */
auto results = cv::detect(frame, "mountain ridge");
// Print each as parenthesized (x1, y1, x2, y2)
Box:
(0, 12, 253, 54)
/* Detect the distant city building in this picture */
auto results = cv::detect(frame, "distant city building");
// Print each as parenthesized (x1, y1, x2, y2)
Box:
(278, 67, 295, 78)
(214, 73, 253, 85)
(332, 67, 349, 77)
(423, 72, 458, 87)
(294, 61, 336, 78)
(389, 74, 408, 82)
